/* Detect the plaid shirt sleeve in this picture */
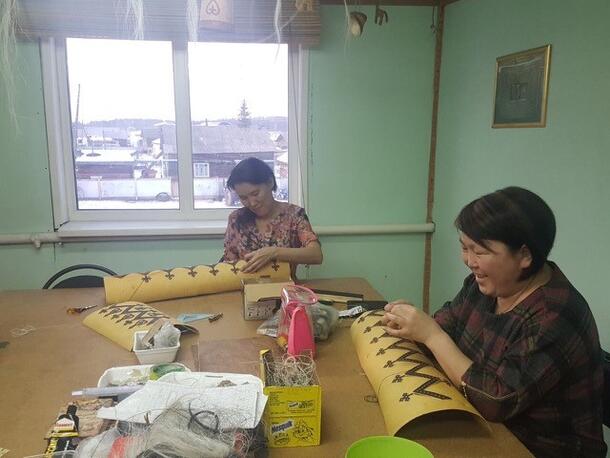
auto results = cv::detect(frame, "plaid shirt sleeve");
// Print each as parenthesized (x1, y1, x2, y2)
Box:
(462, 310, 569, 421)
(433, 275, 473, 340)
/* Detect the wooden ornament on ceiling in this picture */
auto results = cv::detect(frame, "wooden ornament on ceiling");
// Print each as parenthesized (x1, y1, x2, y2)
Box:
(200, 0, 234, 31)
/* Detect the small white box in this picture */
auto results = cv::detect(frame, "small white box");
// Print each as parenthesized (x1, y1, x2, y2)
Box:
(133, 331, 180, 365)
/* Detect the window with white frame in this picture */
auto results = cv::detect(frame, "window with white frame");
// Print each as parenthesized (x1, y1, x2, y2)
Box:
(193, 162, 210, 178)
(42, 37, 307, 229)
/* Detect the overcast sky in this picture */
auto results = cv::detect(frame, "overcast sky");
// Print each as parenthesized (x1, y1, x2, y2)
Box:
(66, 38, 288, 123)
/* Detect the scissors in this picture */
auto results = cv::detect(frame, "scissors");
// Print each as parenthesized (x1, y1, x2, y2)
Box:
(66, 304, 99, 314)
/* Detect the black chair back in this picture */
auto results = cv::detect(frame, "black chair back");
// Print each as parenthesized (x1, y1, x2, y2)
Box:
(42, 264, 117, 289)
(602, 350, 610, 428)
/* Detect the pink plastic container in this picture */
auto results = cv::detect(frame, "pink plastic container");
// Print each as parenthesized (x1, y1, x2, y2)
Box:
(277, 285, 318, 357)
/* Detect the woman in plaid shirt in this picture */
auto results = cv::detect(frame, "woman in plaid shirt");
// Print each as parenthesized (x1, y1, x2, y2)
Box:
(383, 187, 607, 457)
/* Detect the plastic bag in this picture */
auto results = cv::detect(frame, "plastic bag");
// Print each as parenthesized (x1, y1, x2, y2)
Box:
(310, 302, 339, 340)
(75, 427, 120, 457)
(153, 322, 181, 348)
(258, 302, 339, 341)
(277, 285, 317, 348)
(257, 312, 280, 338)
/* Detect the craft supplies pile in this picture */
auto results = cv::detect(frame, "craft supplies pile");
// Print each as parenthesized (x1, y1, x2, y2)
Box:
(29, 257, 450, 457)
(39, 278, 335, 457)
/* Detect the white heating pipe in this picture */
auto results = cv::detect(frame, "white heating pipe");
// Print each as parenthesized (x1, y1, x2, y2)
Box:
(0, 223, 434, 247)
(316, 223, 434, 236)
(0, 233, 61, 248)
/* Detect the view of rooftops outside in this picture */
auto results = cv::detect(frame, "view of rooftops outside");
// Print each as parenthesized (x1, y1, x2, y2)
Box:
(188, 42, 288, 209)
(66, 38, 288, 211)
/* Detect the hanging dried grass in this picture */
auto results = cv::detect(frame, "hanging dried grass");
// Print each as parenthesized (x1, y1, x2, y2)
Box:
(124, 0, 145, 40)
(343, 0, 352, 53)
(186, 0, 199, 42)
(0, 0, 19, 129)
(273, 0, 282, 44)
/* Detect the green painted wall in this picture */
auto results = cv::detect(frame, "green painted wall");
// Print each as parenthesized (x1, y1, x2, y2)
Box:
(0, 6, 435, 303)
(431, 0, 610, 358)
(305, 6, 434, 301)
(0, 41, 54, 234)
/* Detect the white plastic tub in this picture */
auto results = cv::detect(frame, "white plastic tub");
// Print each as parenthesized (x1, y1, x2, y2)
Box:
(97, 364, 153, 388)
(133, 331, 180, 365)
(97, 363, 190, 388)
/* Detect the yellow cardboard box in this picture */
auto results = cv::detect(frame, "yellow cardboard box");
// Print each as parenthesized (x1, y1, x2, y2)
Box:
(242, 279, 294, 321)
(260, 351, 322, 447)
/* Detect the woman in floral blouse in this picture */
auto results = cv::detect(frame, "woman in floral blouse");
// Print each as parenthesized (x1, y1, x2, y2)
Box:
(221, 157, 322, 276)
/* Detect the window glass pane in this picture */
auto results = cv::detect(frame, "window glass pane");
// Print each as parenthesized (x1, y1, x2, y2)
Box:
(66, 38, 178, 210)
(187, 42, 288, 209)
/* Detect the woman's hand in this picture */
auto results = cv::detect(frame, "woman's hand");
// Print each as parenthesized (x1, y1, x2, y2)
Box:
(382, 300, 443, 345)
(242, 247, 279, 273)
(382, 300, 474, 387)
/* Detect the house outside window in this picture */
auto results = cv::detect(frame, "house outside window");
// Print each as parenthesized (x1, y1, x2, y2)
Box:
(42, 37, 308, 232)
(193, 162, 210, 178)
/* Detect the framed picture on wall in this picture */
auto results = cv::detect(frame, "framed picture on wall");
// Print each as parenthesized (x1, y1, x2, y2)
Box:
(492, 45, 551, 128)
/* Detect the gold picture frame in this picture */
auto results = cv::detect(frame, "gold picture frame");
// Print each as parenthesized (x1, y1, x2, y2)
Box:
(492, 45, 551, 128)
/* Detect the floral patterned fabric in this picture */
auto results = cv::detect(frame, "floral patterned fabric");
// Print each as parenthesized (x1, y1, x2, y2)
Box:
(221, 203, 319, 265)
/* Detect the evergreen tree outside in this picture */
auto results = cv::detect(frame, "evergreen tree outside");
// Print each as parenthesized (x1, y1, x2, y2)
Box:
(238, 99, 251, 128)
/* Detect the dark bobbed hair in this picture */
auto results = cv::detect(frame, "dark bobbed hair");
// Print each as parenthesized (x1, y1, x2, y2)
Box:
(226, 157, 277, 191)
(455, 186, 556, 279)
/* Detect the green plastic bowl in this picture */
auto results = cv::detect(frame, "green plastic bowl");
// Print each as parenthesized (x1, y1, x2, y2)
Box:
(346, 436, 434, 458)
